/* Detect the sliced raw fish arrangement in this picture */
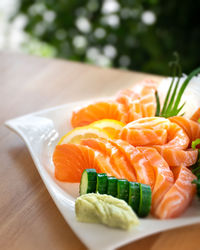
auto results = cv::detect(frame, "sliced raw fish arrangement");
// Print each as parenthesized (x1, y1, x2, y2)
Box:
(154, 165, 197, 219)
(71, 80, 158, 127)
(53, 79, 200, 220)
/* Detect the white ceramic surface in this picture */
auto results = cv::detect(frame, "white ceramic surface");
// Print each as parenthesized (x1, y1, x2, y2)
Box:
(5, 77, 200, 250)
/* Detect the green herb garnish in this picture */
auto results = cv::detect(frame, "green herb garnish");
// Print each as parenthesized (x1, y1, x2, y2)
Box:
(191, 139, 200, 198)
(156, 53, 200, 118)
(192, 139, 200, 152)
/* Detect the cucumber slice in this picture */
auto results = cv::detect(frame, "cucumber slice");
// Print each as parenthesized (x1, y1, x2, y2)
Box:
(79, 169, 97, 195)
(96, 173, 108, 194)
(128, 182, 140, 213)
(117, 179, 129, 202)
(138, 183, 152, 217)
(107, 176, 118, 197)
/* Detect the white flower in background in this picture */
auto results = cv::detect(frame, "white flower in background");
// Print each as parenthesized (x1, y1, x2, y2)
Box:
(87, 47, 100, 61)
(28, 3, 46, 16)
(96, 54, 111, 67)
(0, 0, 28, 50)
(94, 28, 106, 39)
(87, 47, 111, 67)
(43, 10, 56, 23)
(141, 11, 156, 25)
(76, 17, 91, 33)
(34, 22, 46, 36)
(103, 45, 117, 59)
(73, 35, 87, 50)
(102, 0, 120, 14)
(101, 14, 120, 27)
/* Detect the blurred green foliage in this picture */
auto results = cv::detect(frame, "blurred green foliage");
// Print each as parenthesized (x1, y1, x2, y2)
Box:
(17, 0, 200, 75)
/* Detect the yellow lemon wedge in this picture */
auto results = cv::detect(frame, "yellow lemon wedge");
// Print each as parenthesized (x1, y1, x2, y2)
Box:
(58, 126, 113, 145)
(89, 119, 125, 138)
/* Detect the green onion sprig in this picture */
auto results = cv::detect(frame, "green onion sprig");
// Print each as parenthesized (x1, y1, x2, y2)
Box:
(156, 53, 200, 118)
(191, 139, 200, 198)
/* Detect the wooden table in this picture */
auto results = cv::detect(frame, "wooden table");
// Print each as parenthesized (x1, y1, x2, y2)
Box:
(1, 52, 199, 250)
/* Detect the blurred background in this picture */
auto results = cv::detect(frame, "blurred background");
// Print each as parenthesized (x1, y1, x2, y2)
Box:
(0, 0, 199, 75)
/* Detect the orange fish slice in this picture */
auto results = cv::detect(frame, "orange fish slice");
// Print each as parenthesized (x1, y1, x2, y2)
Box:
(169, 116, 200, 143)
(154, 147, 198, 167)
(120, 117, 170, 146)
(81, 138, 136, 181)
(109, 139, 155, 189)
(140, 88, 156, 117)
(116, 90, 143, 123)
(153, 122, 190, 154)
(137, 147, 174, 212)
(53, 144, 117, 182)
(116, 88, 139, 105)
(154, 165, 196, 219)
(121, 128, 168, 146)
(190, 107, 200, 122)
(71, 101, 126, 128)
(165, 122, 190, 149)
(53, 144, 98, 182)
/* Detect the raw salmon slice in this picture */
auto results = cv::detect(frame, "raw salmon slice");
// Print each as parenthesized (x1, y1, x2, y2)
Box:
(169, 116, 200, 143)
(154, 165, 196, 219)
(140, 87, 156, 117)
(116, 88, 139, 105)
(109, 139, 155, 189)
(154, 147, 198, 167)
(190, 107, 200, 122)
(53, 144, 117, 182)
(120, 117, 170, 146)
(116, 90, 143, 123)
(121, 128, 168, 146)
(127, 100, 143, 123)
(137, 147, 174, 212)
(81, 138, 136, 181)
(165, 122, 190, 149)
(71, 101, 126, 128)
(71, 81, 158, 127)
(116, 84, 157, 122)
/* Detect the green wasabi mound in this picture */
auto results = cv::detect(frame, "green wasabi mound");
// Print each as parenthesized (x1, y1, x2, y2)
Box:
(75, 193, 139, 230)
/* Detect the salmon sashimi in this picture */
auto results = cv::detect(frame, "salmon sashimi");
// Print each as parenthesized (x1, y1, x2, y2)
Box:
(190, 107, 200, 122)
(154, 165, 197, 219)
(71, 101, 126, 128)
(140, 87, 156, 117)
(81, 138, 136, 181)
(169, 116, 200, 143)
(110, 139, 155, 189)
(120, 117, 170, 146)
(53, 144, 99, 182)
(71, 80, 158, 127)
(137, 147, 174, 212)
(153, 122, 190, 154)
(116, 84, 157, 123)
(53, 144, 124, 182)
(116, 88, 139, 105)
(154, 147, 198, 167)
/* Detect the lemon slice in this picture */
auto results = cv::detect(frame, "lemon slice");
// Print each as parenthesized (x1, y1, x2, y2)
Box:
(58, 126, 112, 145)
(90, 119, 125, 138)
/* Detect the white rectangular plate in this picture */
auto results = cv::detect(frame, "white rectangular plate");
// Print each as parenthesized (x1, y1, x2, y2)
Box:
(5, 77, 200, 250)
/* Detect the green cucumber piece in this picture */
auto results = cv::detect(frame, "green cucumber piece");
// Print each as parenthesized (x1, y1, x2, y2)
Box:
(128, 182, 140, 213)
(96, 173, 108, 194)
(107, 176, 118, 197)
(79, 169, 97, 195)
(138, 183, 152, 217)
(117, 179, 129, 202)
